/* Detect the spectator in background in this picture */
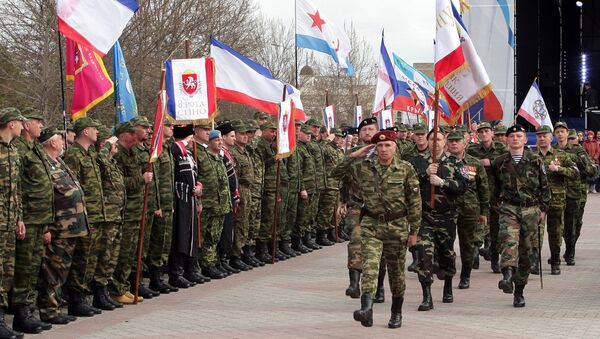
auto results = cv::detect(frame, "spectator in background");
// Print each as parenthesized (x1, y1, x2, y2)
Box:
(583, 130, 600, 193)
(578, 131, 585, 144)
(583, 83, 599, 109)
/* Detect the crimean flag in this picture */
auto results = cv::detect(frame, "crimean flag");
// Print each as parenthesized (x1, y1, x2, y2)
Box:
(149, 71, 167, 163)
(65, 38, 114, 120)
(517, 79, 552, 130)
(277, 96, 296, 158)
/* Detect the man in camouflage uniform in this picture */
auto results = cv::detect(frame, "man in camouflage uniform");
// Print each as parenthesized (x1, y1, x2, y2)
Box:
(243, 120, 264, 267)
(533, 125, 577, 276)
(10, 108, 53, 333)
(280, 120, 303, 257)
(317, 128, 345, 243)
(0, 108, 25, 339)
(294, 124, 319, 253)
(447, 130, 489, 289)
(493, 125, 508, 145)
(37, 128, 88, 325)
(412, 129, 468, 310)
(333, 130, 421, 328)
(467, 121, 507, 273)
(395, 123, 417, 158)
(493, 125, 550, 308)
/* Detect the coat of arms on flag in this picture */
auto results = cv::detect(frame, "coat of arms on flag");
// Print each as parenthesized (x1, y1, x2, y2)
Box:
(165, 57, 217, 123)
(323, 105, 335, 132)
(278, 97, 296, 158)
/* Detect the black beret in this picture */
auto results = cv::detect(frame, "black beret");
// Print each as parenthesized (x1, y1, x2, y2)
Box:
(216, 122, 235, 135)
(358, 117, 377, 131)
(173, 124, 194, 139)
(506, 124, 526, 136)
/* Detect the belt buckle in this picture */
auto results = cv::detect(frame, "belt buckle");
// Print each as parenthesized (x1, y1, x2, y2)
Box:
(378, 215, 386, 222)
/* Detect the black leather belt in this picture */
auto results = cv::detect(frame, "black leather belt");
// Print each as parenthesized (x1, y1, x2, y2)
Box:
(363, 209, 406, 222)
(503, 200, 538, 208)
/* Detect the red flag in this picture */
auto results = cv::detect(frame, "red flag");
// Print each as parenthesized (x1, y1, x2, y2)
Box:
(64, 38, 114, 120)
(149, 71, 167, 163)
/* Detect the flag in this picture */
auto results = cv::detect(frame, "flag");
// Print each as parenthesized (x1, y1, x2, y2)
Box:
(65, 38, 114, 120)
(277, 97, 296, 158)
(435, 0, 492, 123)
(379, 109, 394, 130)
(295, 0, 353, 75)
(518, 79, 552, 130)
(149, 72, 167, 162)
(323, 105, 335, 132)
(57, 0, 139, 56)
(353, 105, 363, 128)
(392, 54, 431, 115)
(210, 36, 305, 120)
(373, 33, 399, 114)
(164, 58, 217, 123)
(113, 41, 137, 123)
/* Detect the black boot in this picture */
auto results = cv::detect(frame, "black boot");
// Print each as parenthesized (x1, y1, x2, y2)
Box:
(230, 256, 251, 271)
(374, 268, 385, 303)
(327, 228, 343, 243)
(498, 267, 514, 294)
(442, 278, 453, 303)
(407, 247, 418, 273)
(479, 239, 491, 261)
(0, 308, 22, 339)
(13, 304, 45, 334)
(242, 247, 261, 267)
(550, 253, 561, 275)
(102, 284, 123, 308)
(41, 313, 73, 325)
(490, 252, 501, 273)
(345, 269, 361, 299)
(168, 275, 193, 288)
(92, 283, 116, 311)
(220, 255, 240, 274)
(291, 236, 310, 254)
(458, 267, 471, 289)
(530, 251, 539, 275)
(388, 296, 403, 329)
(513, 284, 526, 307)
(316, 230, 334, 246)
(279, 240, 297, 258)
(255, 241, 274, 264)
(201, 266, 225, 280)
(303, 234, 321, 250)
(353, 294, 373, 327)
(564, 244, 575, 266)
(149, 267, 172, 293)
(67, 290, 95, 317)
(472, 250, 480, 270)
(339, 228, 350, 242)
(248, 245, 266, 266)
(417, 282, 433, 311)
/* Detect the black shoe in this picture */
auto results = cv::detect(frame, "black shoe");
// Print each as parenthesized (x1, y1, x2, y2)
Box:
(42, 314, 72, 325)
(101, 285, 123, 308)
(303, 235, 321, 250)
(530, 251, 540, 275)
(291, 237, 311, 254)
(221, 257, 241, 274)
(550, 253, 561, 275)
(498, 267, 514, 294)
(215, 262, 231, 276)
(89, 305, 102, 315)
(458, 267, 471, 289)
(135, 283, 157, 299)
(272, 247, 288, 261)
(353, 294, 373, 327)
(149, 267, 172, 293)
(388, 297, 403, 329)
(279, 241, 297, 258)
(92, 284, 116, 311)
(201, 266, 226, 280)
(339, 229, 350, 242)
(345, 269, 361, 299)
(418, 282, 433, 311)
(256, 241, 275, 264)
(248, 246, 266, 266)
(472, 251, 480, 270)
(442, 278, 453, 303)
(316, 230, 334, 246)
(0, 308, 22, 339)
(67, 290, 95, 318)
(564, 245, 576, 266)
(490, 253, 501, 273)
(241, 252, 258, 267)
(327, 228, 342, 243)
(513, 284, 526, 307)
(12, 304, 45, 334)
(230, 256, 251, 271)
(407, 248, 418, 273)
(169, 275, 192, 289)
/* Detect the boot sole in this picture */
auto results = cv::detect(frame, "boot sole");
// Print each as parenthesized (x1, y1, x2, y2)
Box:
(417, 304, 433, 311)
(513, 302, 526, 308)
(498, 281, 513, 294)
(353, 311, 373, 327)
(345, 289, 360, 299)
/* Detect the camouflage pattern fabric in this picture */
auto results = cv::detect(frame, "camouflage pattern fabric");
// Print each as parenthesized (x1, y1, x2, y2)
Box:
(199, 213, 226, 267)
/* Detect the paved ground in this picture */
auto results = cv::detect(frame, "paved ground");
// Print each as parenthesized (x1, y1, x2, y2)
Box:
(29, 195, 600, 338)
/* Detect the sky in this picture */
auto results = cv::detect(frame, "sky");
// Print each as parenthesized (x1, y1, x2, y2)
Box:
(257, 0, 436, 65)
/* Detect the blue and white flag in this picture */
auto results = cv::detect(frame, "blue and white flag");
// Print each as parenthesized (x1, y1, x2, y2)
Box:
(296, 0, 353, 75)
(373, 33, 399, 114)
(323, 105, 335, 133)
(113, 40, 137, 122)
(353, 105, 363, 128)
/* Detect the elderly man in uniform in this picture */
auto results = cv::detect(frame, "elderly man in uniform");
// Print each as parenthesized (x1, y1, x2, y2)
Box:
(333, 129, 421, 328)
(493, 125, 550, 307)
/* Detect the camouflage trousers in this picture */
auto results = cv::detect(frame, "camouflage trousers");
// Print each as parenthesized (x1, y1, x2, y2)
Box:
(277, 183, 290, 241)
(232, 187, 252, 257)
(478, 205, 500, 255)
(456, 209, 478, 270)
(12, 224, 46, 305)
(563, 198, 580, 249)
(283, 189, 299, 242)
(259, 190, 281, 241)
(498, 203, 539, 285)
(198, 212, 225, 267)
(574, 195, 587, 245)
(247, 193, 262, 246)
(149, 211, 172, 270)
(92, 221, 122, 286)
(0, 230, 15, 308)
(346, 205, 362, 271)
(534, 201, 564, 257)
(109, 219, 140, 296)
(311, 189, 323, 231)
(67, 222, 101, 294)
(316, 189, 339, 231)
(131, 211, 155, 275)
(360, 216, 409, 297)
(295, 193, 315, 237)
(417, 213, 457, 284)
(37, 233, 77, 320)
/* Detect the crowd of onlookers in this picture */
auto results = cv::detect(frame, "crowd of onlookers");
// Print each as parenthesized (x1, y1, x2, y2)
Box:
(579, 129, 600, 193)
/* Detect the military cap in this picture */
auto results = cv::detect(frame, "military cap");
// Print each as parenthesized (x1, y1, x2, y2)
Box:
(506, 124, 526, 136)
(194, 120, 212, 129)
(97, 125, 113, 141)
(447, 130, 465, 140)
(260, 121, 276, 130)
(163, 119, 174, 127)
(72, 116, 101, 134)
(173, 124, 194, 139)
(407, 125, 414, 131)
(254, 111, 269, 120)
(340, 122, 351, 130)
(477, 121, 493, 131)
(66, 121, 75, 131)
(554, 121, 569, 131)
(300, 124, 312, 134)
(535, 125, 553, 134)
(305, 118, 321, 127)
(216, 121, 235, 135)
(330, 127, 344, 137)
(208, 130, 221, 141)
(319, 126, 328, 133)
(230, 120, 247, 133)
(371, 130, 397, 143)
(412, 123, 427, 134)
(115, 121, 136, 135)
(396, 123, 408, 132)
(245, 119, 259, 131)
(385, 126, 399, 132)
(294, 119, 304, 125)
(21, 107, 44, 121)
(130, 116, 151, 127)
(348, 127, 358, 135)
(357, 117, 377, 131)
(0, 107, 26, 124)
(568, 129, 578, 139)
(494, 125, 507, 135)
(440, 125, 451, 134)
(39, 127, 63, 143)
(455, 124, 468, 133)
(427, 128, 443, 139)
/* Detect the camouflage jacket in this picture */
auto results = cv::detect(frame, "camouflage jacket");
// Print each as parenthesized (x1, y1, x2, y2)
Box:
(246, 138, 264, 197)
(297, 140, 317, 194)
(308, 139, 326, 189)
(286, 145, 301, 192)
(96, 141, 125, 222)
(396, 139, 417, 161)
(536, 147, 578, 204)
(337, 145, 367, 205)
(0, 140, 22, 232)
(63, 142, 106, 223)
(256, 137, 281, 191)
(322, 140, 344, 189)
(333, 154, 422, 235)
(553, 143, 596, 199)
(13, 137, 54, 225)
(411, 151, 468, 214)
(133, 143, 160, 211)
(230, 143, 254, 189)
(454, 153, 490, 217)
(114, 143, 145, 222)
(47, 155, 88, 238)
(156, 138, 175, 213)
(195, 144, 231, 215)
(466, 141, 507, 203)
(491, 151, 551, 212)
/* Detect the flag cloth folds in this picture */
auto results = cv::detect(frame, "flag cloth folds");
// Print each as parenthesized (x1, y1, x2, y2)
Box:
(210, 36, 305, 120)
(149, 72, 167, 162)
(277, 97, 296, 158)
(57, 0, 139, 56)
(518, 79, 552, 130)
(296, 0, 353, 75)
(65, 38, 114, 120)
(323, 105, 335, 132)
(113, 41, 138, 123)
(378, 109, 394, 130)
(353, 105, 363, 128)
(435, 0, 491, 123)
(373, 33, 399, 114)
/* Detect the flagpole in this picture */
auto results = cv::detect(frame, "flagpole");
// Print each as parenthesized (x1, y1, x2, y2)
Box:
(294, 0, 299, 88)
(430, 87, 440, 208)
(56, 30, 68, 148)
(271, 84, 287, 264)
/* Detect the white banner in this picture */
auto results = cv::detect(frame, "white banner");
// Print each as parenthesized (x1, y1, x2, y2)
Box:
(323, 105, 335, 132)
(165, 58, 216, 122)
(278, 99, 292, 155)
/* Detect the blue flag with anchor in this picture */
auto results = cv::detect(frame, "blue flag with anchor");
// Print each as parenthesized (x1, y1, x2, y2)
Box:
(113, 40, 137, 122)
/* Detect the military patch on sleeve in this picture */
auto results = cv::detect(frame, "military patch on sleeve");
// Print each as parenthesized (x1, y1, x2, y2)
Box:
(458, 166, 469, 179)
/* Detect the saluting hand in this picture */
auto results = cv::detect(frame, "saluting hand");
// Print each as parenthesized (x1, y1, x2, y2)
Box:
(349, 144, 375, 158)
